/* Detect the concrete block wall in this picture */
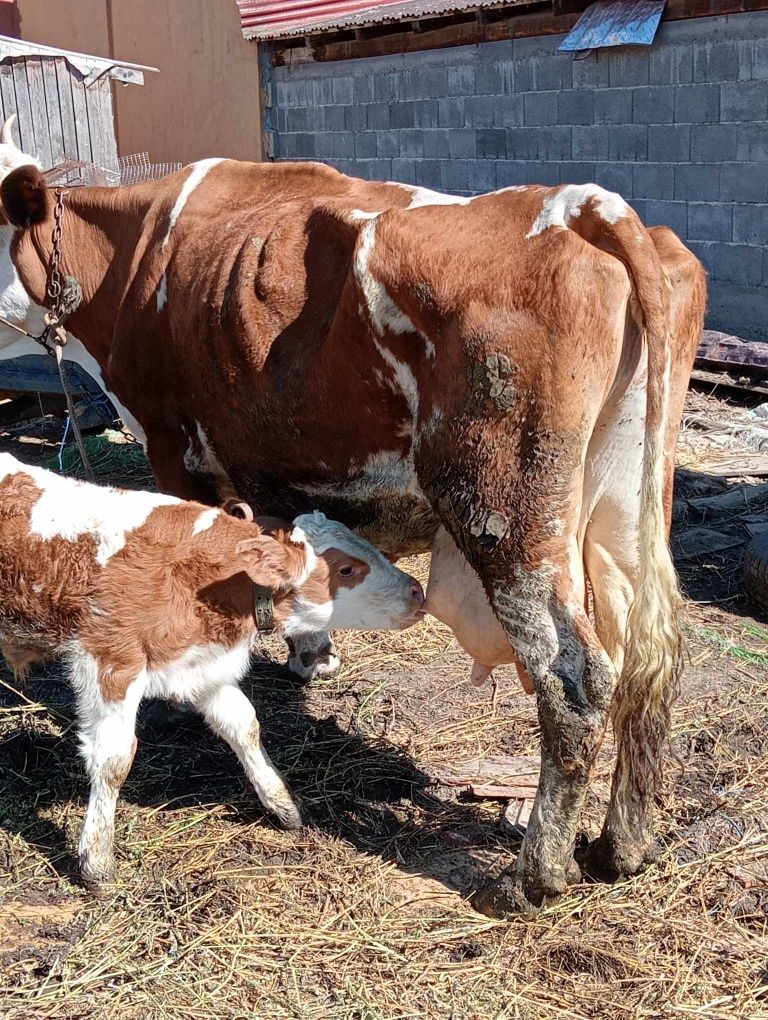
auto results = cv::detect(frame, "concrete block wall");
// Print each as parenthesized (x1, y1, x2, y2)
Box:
(268, 12, 768, 339)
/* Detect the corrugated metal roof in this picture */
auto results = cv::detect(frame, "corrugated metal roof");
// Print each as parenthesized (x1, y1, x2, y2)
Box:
(237, 0, 525, 42)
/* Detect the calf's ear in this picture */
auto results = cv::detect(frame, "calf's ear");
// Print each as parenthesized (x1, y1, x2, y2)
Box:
(1, 165, 50, 227)
(235, 535, 298, 590)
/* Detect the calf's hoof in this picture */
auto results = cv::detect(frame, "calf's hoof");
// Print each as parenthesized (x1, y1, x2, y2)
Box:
(79, 853, 117, 891)
(272, 799, 304, 831)
(287, 650, 341, 685)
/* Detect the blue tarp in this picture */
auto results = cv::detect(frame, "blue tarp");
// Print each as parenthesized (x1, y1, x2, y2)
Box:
(559, 0, 666, 52)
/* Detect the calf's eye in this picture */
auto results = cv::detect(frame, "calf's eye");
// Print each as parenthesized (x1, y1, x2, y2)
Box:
(339, 565, 355, 577)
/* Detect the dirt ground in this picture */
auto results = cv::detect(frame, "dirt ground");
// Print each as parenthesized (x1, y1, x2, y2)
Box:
(1, 388, 767, 1020)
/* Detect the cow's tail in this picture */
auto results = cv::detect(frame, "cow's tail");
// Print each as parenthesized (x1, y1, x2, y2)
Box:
(578, 191, 683, 821)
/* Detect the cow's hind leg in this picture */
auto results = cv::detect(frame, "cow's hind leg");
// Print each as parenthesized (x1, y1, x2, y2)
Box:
(194, 682, 303, 829)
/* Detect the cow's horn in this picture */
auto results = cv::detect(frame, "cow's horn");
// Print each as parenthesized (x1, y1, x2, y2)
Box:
(222, 498, 254, 522)
(1, 114, 17, 145)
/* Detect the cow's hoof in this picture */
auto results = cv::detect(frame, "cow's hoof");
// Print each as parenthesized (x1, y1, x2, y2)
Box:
(581, 833, 655, 882)
(79, 854, 116, 892)
(287, 651, 341, 684)
(272, 800, 304, 831)
(471, 875, 542, 919)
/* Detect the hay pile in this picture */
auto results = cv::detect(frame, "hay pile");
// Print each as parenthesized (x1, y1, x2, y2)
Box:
(1, 397, 767, 1019)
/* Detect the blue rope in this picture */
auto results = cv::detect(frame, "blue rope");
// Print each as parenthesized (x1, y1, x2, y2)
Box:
(56, 390, 117, 475)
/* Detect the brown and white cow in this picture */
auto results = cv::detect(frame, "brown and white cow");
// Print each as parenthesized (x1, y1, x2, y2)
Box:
(0, 149, 706, 915)
(0, 452, 425, 885)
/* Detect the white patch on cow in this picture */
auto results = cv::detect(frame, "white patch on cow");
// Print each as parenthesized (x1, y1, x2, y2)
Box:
(160, 158, 224, 250)
(184, 421, 232, 491)
(399, 185, 473, 209)
(349, 209, 381, 222)
(192, 507, 219, 535)
(355, 219, 421, 337)
(156, 273, 168, 311)
(7, 456, 179, 566)
(144, 640, 254, 704)
(423, 338, 436, 359)
(526, 183, 629, 238)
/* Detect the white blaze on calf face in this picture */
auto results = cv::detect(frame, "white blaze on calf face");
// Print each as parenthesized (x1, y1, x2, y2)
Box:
(0, 454, 179, 566)
(526, 183, 630, 238)
(289, 511, 421, 632)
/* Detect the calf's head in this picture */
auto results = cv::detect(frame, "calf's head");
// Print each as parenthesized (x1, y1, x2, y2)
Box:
(243, 511, 425, 634)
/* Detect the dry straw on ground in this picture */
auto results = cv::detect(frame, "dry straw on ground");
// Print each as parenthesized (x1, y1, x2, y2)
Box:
(1, 392, 767, 1019)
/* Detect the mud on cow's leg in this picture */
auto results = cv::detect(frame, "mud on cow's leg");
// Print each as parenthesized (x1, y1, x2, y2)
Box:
(284, 632, 340, 685)
(471, 567, 616, 917)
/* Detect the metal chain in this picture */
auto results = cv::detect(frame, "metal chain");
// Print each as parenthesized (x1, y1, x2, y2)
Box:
(47, 189, 66, 318)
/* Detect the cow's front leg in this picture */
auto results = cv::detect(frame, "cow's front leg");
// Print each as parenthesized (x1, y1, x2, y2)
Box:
(469, 566, 616, 917)
(284, 632, 340, 684)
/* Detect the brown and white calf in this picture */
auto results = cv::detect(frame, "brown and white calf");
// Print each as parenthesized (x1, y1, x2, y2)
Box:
(0, 453, 425, 885)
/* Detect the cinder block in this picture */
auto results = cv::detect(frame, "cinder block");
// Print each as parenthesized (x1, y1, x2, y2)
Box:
(557, 90, 594, 125)
(562, 162, 596, 185)
(609, 48, 650, 87)
(377, 130, 400, 158)
(493, 94, 524, 127)
(464, 95, 496, 128)
(467, 160, 497, 194)
(738, 38, 768, 82)
(690, 123, 737, 162)
(734, 203, 768, 245)
(400, 129, 425, 158)
(714, 244, 763, 286)
(649, 124, 690, 162)
(345, 105, 367, 132)
(693, 41, 740, 83)
(643, 199, 688, 236)
(674, 163, 720, 201)
(322, 106, 346, 132)
(688, 202, 733, 242)
(524, 91, 558, 126)
(448, 64, 476, 96)
(476, 129, 506, 159)
(449, 128, 476, 159)
(538, 126, 572, 161)
(331, 77, 354, 105)
(686, 240, 716, 275)
(354, 132, 378, 159)
(513, 60, 535, 94)
(594, 89, 632, 125)
(413, 99, 439, 128)
(707, 280, 768, 341)
(720, 163, 768, 203)
(632, 85, 675, 124)
(593, 162, 633, 197)
(536, 54, 573, 91)
(353, 77, 374, 105)
(391, 158, 417, 184)
(423, 129, 450, 158)
(572, 125, 609, 161)
(401, 67, 448, 100)
(633, 163, 675, 200)
(721, 81, 768, 122)
(390, 102, 415, 129)
(373, 74, 398, 102)
(476, 61, 505, 95)
(495, 161, 529, 188)
(441, 159, 470, 192)
(367, 103, 390, 130)
(286, 107, 309, 132)
(438, 97, 465, 128)
(416, 159, 441, 188)
(607, 125, 648, 161)
(736, 122, 768, 162)
(505, 127, 538, 160)
(650, 45, 693, 85)
(572, 51, 610, 89)
(311, 79, 333, 105)
(674, 84, 720, 124)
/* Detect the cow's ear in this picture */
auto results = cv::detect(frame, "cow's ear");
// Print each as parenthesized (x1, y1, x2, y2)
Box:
(235, 535, 296, 589)
(1, 165, 50, 227)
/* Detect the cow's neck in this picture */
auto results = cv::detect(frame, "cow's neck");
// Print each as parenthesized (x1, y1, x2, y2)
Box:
(19, 185, 154, 367)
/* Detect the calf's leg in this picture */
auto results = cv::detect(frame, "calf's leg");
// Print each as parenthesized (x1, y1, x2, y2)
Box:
(193, 683, 303, 829)
(71, 657, 145, 886)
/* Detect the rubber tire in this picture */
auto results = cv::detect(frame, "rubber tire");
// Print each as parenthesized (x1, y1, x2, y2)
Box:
(744, 533, 768, 615)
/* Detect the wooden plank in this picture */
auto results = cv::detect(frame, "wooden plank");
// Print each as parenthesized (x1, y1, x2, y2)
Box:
(40, 58, 66, 167)
(54, 58, 79, 161)
(11, 58, 36, 157)
(0, 61, 16, 126)
(24, 58, 52, 170)
(83, 76, 118, 172)
(68, 67, 92, 164)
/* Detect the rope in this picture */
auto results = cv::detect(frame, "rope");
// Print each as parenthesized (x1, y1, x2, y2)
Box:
(55, 344, 94, 481)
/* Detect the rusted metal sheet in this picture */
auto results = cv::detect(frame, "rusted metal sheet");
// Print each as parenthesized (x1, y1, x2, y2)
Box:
(237, 0, 531, 41)
(559, 0, 665, 51)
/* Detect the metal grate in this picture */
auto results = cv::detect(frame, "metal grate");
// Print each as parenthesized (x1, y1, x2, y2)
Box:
(43, 152, 182, 188)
